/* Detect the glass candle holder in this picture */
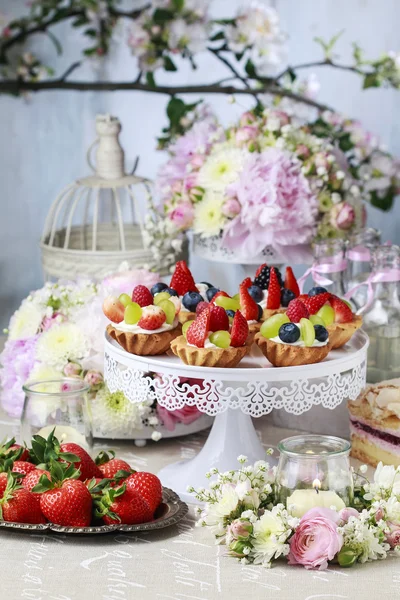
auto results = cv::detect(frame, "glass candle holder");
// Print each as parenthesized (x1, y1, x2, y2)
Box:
(345, 228, 381, 310)
(312, 239, 347, 296)
(275, 435, 353, 518)
(21, 378, 93, 451)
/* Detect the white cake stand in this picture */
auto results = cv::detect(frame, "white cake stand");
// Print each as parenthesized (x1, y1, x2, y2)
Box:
(104, 331, 368, 503)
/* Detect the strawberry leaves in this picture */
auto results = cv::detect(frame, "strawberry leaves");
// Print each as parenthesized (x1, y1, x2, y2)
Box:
(29, 429, 80, 469)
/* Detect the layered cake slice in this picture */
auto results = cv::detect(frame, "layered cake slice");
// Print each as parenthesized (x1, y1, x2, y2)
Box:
(349, 379, 400, 466)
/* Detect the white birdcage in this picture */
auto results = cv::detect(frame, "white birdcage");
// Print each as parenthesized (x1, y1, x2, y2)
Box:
(41, 114, 188, 280)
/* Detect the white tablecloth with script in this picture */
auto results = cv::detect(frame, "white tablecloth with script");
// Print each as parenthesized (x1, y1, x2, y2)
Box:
(0, 411, 398, 600)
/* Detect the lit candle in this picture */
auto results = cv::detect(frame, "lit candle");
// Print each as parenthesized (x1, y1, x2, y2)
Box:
(286, 478, 345, 518)
(36, 425, 89, 449)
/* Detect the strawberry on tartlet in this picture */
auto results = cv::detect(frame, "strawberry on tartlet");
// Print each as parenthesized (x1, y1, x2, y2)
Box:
(250, 264, 301, 320)
(104, 284, 181, 356)
(170, 305, 250, 368)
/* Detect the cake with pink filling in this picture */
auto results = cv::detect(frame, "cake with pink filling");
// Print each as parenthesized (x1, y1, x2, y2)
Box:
(349, 379, 400, 467)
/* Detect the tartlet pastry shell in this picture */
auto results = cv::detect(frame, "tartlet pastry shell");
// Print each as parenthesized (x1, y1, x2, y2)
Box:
(107, 324, 181, 356)
(327, 315, 363, 349)
(170, 335, 249, 368)
(255, 333, 330, 367)
(178, 311, 196, 324)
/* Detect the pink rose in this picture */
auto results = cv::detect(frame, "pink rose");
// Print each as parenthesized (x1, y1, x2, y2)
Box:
(156, 404, 202, 431)
(288, 507, 343, 570)
(386, 522, 400, 548)
(84, 370, 104, 388)
(235, 126, 259, 144)
(296, 144, 311, 159)
(170, 201, 195, 230)
(63, 361, 82, 377)
(239, 111, 257, 127)
(330, 202, 355, 230)
(222, 198, 241, 218)
(338, 507, 359, 523)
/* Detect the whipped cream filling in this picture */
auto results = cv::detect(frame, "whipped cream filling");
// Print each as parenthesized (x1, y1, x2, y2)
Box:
(188, 334, 221, 349)
(112, 317, 179, 335)
(179, 283, 209, 313)
(270, 335, 328, 348)
(258, 290, 269, 310)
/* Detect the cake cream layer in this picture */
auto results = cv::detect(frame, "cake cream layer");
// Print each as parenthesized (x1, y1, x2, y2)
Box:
(350, 435, 400, 468)
(350, 418, 400, 447)
(348, 400, 400, 437)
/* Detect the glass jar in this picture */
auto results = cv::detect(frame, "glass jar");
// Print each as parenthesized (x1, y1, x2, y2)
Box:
(21, 378, 93, 450)
(345, 228, 381, 311)
(312, 239, 347, 296)
(362, 245, 400, 383)
(275, 435, 353, 518)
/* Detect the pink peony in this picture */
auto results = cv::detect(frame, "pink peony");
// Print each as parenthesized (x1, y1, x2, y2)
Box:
(330, 202, 355, 230)
(102, 269, 160, 296)
(222, 147, 317, 258)
(170, 201, 195, 230)
(156, 404, 203, 431)
(288, 507, 343, 570)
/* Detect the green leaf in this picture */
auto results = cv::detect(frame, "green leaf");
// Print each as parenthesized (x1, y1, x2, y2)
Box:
(338, 132, 353, 152)
(172, 0, 184, 10)
(146, 72, 156, 87)
(370, 191, 395, 211)
(235, 52, 244, 62)
(210, 31, 225, 42)
(287, 67, 297, 83)
(59, 452, 80, 463)
(166, 97, 186, 124)
(363, 72, 381, 89)
(95, 450, 115, 466)
(245, 59, 257, 78)
(163, 55, 177, 72)
(84, 28, 98, 38)
(72, 17, 89, 28)
(314, 30, 344, 60)
(153, 8, 174, 25)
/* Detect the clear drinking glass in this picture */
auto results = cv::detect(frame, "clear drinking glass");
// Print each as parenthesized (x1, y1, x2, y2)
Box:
(362, 245, 400, 383)
(346, 228, 381, 311)
(313, 239, 347, 296)
(275, 435, 353, 517)
(21, 378, 93, 450)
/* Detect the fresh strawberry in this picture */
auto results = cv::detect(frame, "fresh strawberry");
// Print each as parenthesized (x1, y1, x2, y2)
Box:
(39, 479, 92, 527)
(0, 475, 46, 524)
(302, 292, 331, 315)
(298, 294, 309, 302)
(266, 268, 281, 310)
(211, 291, 230, 304)
(103, 295, 125, 323)
(284, 267, 300, 297)
(239, 278, 259, 321)
(96, 453, 133, 479)
(230, 311, 249, 347)
(329, 296, 354, 323)
(0, 473, 7, 498)
(286, 299, 310, 323)
(170, 260, 197, 296)
(124, 472, 162, 513)
(131, 285, 153, 308)
(22, 469, 51, 494)
(96, 485, 153, 525)
(186, 305, 211, 348)
(60, 443, 103, 481)
(209, 305, 230, 332)
(255, 263, 267, 278)
(137, 305, 166, 330)
(0, 438, 29, 462)
(196, 301, 209, 315)
(11, 461, 36, 476)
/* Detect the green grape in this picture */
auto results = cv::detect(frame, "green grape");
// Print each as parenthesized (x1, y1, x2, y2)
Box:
(317, 305, 335, 326)
(119, 293, 132, 308)
(260, 313, 290, 339)
(300, 318, 316, 347)
(232, 293, 240, 304)
(159, 299, 175, 325)
(215, 296, 240, 311)
(182, 320, 194, 338)
(124, 302, 142, 325)
(154, 291, 172, 306)
(209, 330, 231, 348)
(310, 314, 326, 326)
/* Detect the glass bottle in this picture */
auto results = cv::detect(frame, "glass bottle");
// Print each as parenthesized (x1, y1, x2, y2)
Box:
(345, 228, 381, 311)
(312, 239, 347, 296)
(362, 245, 400, 383)
(275, 435, 353, 518)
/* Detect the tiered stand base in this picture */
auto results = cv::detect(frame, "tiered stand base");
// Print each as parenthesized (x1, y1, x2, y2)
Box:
(104, 331, 368, 503)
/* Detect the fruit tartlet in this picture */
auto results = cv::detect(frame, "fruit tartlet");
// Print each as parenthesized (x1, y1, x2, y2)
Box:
(154, 260, 217, 325)
(255, 299, 331, 367)
(298, 287, 363, 350)
(104, 285, 181, 356)
(170, 304, 250, 368)
(250, 264, 300, 320)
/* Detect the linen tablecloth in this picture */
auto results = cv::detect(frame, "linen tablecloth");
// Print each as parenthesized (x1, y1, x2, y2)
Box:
(0, 411, 398, 600)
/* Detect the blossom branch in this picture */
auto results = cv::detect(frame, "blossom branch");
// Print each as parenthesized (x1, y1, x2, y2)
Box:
(276, 59, 364, 81)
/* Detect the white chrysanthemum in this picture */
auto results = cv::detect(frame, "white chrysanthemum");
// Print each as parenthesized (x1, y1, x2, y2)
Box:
(339, 512, 389, 563)
(251, 508, 290, 565)
(9, 302, 43, 340)
(197, 147, 246, 191)
(193, 190, 226, 238)
(91, 386, 152, 437)
(202, 485, 240, 527)
(28, 363, 62, 384)
(35, 323, 88, 369)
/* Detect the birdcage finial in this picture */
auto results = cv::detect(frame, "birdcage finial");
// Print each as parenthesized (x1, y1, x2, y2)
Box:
(87, 114, 125, 180)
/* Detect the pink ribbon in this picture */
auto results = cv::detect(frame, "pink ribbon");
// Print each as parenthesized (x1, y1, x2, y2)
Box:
(298, 259, 348, 293)
(347, 245, 371, 262)
(344, 268, 400, 313)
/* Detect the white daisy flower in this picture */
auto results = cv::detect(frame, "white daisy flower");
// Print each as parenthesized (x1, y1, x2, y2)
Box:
(36, 323, 88, 369)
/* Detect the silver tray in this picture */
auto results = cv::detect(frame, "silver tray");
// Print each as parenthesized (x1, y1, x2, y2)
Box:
(0, 487, 188, 535)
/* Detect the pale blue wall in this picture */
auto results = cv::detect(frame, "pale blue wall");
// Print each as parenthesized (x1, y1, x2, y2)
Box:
(0, 0, 399, 328)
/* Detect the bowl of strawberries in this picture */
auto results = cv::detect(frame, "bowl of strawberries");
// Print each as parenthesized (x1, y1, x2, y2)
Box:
(0, 433, 187, 534)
